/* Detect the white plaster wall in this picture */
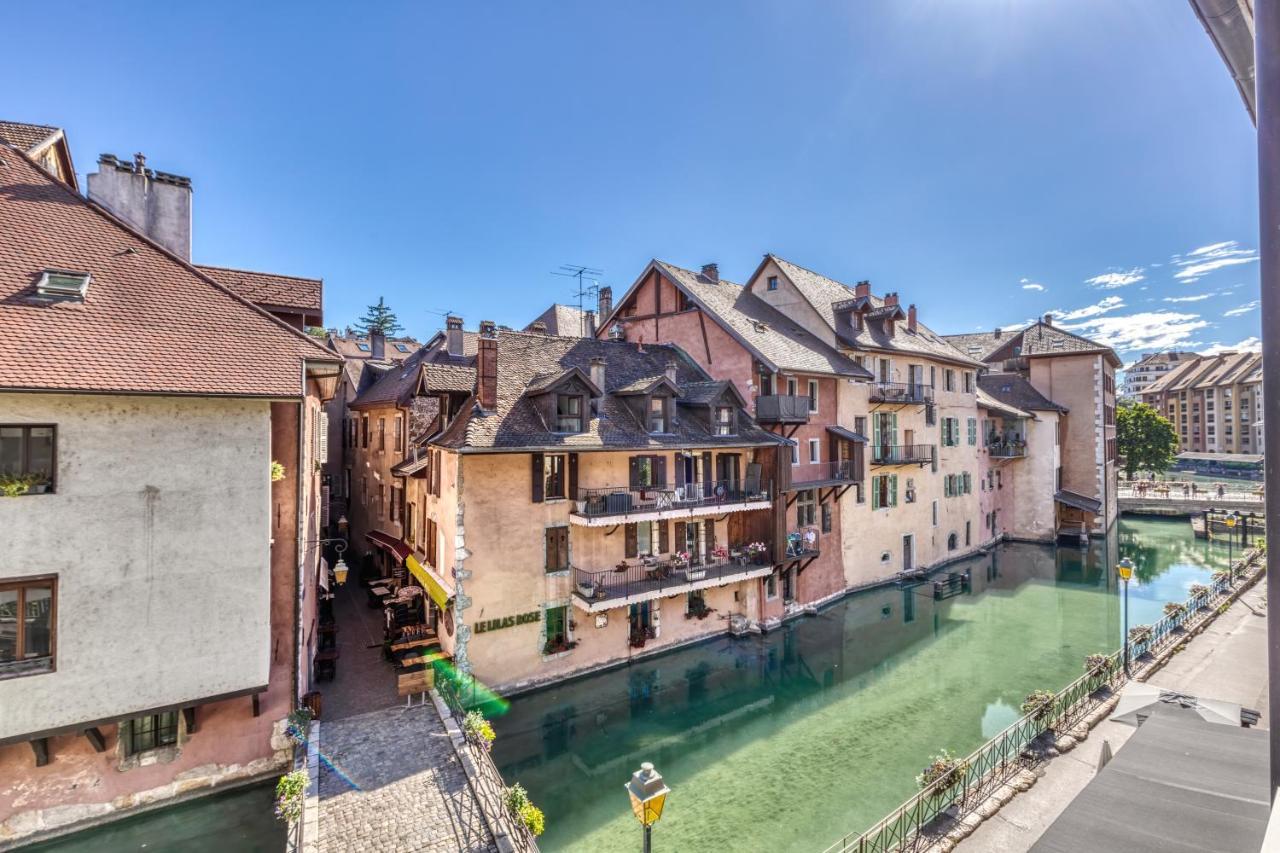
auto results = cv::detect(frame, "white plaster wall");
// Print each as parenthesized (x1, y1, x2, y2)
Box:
(0, 393, 271, 739)
(1005, 414, 1060, 541)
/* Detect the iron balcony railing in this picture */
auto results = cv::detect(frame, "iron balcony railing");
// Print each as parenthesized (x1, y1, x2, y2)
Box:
(573, 548, 775, 605)
(986, 442, 1027, 458)
(790, 459, 862, 488)
(574, 479, 772, 519)
(870, 444, 935, 466)
(756, 394, 812, 424)
(783, 528, 819, 559)
(869, 382, 933, 404)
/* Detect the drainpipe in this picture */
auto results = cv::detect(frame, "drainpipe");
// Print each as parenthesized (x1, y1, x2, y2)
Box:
(1257, 0, 1280, 803)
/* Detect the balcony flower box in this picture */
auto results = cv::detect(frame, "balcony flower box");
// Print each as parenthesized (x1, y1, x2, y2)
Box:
(683, 567, 707, 582)
(577, 580, 598, 598)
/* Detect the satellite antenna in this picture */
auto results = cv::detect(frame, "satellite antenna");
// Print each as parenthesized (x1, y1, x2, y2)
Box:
(552, 264, 603, 337)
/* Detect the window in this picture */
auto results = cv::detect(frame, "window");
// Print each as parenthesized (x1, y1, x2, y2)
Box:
(871, 474, 897, 509)
(125, 712, 180, 755)
(357, 343, 371, 352)
(904, 477, 916, 503)
(394, 415, 404, 452)
(796, 489, 816, 526)
(854, 416, 867, 437)
(765, 571, 778, 599)
(947, 533, 959, 551)
(390, 485, 402, 522)
(556, 395, 584, 433)
(406, 501, 416, 542)
(630, 455, 665, 489)
(791, 443, 800, 465)
(361, 415, 369, 448)
(544, 605, 569, 653)
(377, 484, 385, 520)
(545, 527, 569, 572)
(544, 454, 567, 499)
(967, 418, 977, 446)
(714, 406, 735, 436)
(963, 372, 974, 393)
(942, 417, 960, 446)
(395, 343, 410, 353)
(821, 503, 832, 533)
(0, 577, 56, 677)
(767, 275, 779, 291)
(786, 377, 799, 397)
(648, 397, 669, 433)
(377, 418, 386, 451)
(944, 369, 955, 392)
(965, 521, 971, 546)
(931, 499, 939, 527)
(0, 425, 56, 492)
(808, 439, 820, 464)
(807, 380, 819, 412)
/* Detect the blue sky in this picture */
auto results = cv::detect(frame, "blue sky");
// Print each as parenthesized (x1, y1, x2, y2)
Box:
(6, 1, 1260, 361)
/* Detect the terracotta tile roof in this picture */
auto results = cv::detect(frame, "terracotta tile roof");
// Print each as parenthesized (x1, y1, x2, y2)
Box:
(327, 333, 421, 361)
(653, 261, 873, 379)
(525, 303, 592, 337)
(436, 331, 784, 452)
(0, 121, 60, 152)
(195, 264, 322, 314)
(977, 373, 1068, 414)
(0, 146, 337, 396)
(767, 256, 984, 368)
(351, 336, 477, 410)
(943, 321, 1122, 368)
(1143, 352, 1263, 396)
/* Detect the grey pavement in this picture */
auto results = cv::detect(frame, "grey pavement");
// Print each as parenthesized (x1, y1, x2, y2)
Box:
(317, 703, 496, 852)
(320, 574, 402, 721)
(960, 581, 1268, 852)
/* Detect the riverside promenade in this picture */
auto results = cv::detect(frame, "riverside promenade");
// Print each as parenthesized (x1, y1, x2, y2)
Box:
(958, 578, 1269, 852)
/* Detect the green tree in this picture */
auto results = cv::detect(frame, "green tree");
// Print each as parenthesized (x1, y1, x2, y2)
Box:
(1116, 399, 1178, 479)
(355, 297, 404, 336)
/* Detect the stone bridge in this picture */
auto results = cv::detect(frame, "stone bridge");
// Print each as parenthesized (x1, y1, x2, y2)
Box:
(1117, 486, 1264, 519)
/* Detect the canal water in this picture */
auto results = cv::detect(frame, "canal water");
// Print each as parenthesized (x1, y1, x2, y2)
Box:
(490, 517, 1230, 852)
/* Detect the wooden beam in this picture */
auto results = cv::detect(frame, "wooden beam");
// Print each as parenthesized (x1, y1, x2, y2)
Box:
(252, 693, 261, 717)
(31, 737, 49, 767)
(83, 727, 107, 753)
(182, 707, 198, 734)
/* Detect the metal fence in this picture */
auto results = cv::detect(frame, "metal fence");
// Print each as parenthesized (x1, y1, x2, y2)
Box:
(438, 676, 540, 853)
(822, 559, 1256, 853)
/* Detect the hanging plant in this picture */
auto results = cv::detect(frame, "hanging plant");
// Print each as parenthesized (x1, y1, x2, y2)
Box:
(1083, 653, 1113, 675)
(503, 783, 546, 837)
(274, 769, 308, 823)
(1128, 624, 1153, 645)
(1211, 569, 1231, 585)
(1188, 583, 1209, 598)
(1020, 689, 1057, 722)
(1163, 601, 1187, 619)
(916, 749, 967, 791)
(462, 710, 496, 751)
(285, 708, 313, 745)
(271, 460, 287, 482)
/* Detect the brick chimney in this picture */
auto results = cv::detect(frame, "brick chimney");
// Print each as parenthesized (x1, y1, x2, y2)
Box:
(701, 263, 719, 283)
(907, 304, 917, 333)
(446, 315, 464, 356)
(370, 329, 386, 360)
(665, 359, 679, 383)
(884, 292, 899, 308)
(479, 319, 496, 338)
(993, 327, 1003, 339)
(1043, 313, 1053, 327)
(477, 337, 497, 410)
(598, 286, 613, 320)
(590, 356, 606, 391)
(87, 152, 193, 260)
(585, 310, 597, 338)
(855, 280, 871, 298)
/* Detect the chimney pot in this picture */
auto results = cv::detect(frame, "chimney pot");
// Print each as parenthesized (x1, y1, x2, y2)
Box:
(994, 327, 1003, 339)
(1043, 313, 1053, 326)
(446, 315, 465, 356)
(701, 263, 719, 283)
(855, 280, 871, 298)
(884, 292, 899, 308)
(590, 356, 606, 391)
(133, 152, 146, 174)
(907, 304, 917, 333)
(598, 286, 613, 320)
(479, 320, 496, 338)
(585, 309, 596, 338)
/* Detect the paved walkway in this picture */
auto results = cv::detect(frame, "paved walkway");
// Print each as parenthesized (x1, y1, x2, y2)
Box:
(316, 704, 496, 852)
(960, 580, 1269, 852)
(321, 574, 402, 721)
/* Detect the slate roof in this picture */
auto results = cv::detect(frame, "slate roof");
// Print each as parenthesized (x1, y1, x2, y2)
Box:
(767, 256, 984, 367)
(351, 339, 477, 409)
(195, 264, 323, 314)
(652, 261, 873, 379)
(436, 331, 785, 452)
(327, 333, 420, 361)
(976, 388, 1030, 419)
(526, 303, 592, 337)
(978, 373, 1068, 414)
(0, 121, 60, 152)
(0, 144, 337, 396)
(943, 320, 1122, 369)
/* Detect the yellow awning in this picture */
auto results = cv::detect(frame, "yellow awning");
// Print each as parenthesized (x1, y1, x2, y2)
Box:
(406, 554, 453, 610)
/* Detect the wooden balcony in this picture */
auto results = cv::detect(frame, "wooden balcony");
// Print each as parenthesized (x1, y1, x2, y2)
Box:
(570, 479, 772, 527)
(755, 395, 811, 424)
(869, 382, 933, 404)
(789, 459, 862, 489)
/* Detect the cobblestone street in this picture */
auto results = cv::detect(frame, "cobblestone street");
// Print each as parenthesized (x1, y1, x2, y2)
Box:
(317, 704, 496, 852)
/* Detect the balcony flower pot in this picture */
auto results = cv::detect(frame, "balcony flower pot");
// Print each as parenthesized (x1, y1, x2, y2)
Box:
(575, 500, 587, 513)
(577, 581, 597, 598)
(684, 567, 707, 581)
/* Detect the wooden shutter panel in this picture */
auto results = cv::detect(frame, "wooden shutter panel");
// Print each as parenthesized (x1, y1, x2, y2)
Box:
(702, 451, 713, 492)
(531, 453, 544, 503)
(654, 455, 667, 487)
(432, 450, 442, 496)
(706, 519, 715, 554)
(625, 523, 638, 558)
(890, 475, 898, 506)
(674, 521, 686, 554)
(568, 453, 579, 501)
(658, 520, 669, 554)
(629, 456, 641, 490)
(545, 528, 556, 570)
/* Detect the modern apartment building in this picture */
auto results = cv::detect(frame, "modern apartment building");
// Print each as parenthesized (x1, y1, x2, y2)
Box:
(1122, 351, 1198, 398)
(0, 125, 338, 843)
(1140, 351, 1264, 455)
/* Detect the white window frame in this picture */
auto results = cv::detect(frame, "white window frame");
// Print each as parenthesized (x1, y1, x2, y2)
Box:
(807, 379, 819, 413)
(791, 443, 800, 465)
(808, 438, 821, 464)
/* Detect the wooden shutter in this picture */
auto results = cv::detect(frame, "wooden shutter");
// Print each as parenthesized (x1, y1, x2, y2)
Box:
(872, 476, 881, 510)
(702, 451, 713, 494)
(629, 456, 641, 490)
(706, 519, 715, 554)
(658, 520, 670, 554)
(674, 521, 686, 554)
(568, 453, 579, 500)
(653, 455, 667, 487)
(889, 475, 898, 506)
(545, 528, 556, 570)
(532, 453, 545, 503)
(432, 450, 442, 496)
(625, 523, 638, 558)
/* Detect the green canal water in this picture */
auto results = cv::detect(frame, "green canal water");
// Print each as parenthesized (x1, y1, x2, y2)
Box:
(490, 517, 1231, 852)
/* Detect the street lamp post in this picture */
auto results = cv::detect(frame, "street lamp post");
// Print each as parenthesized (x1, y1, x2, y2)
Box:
(1225, 512, 1239, 583)
(625, 762, 670, 853)
(1117, 558, 1134, 677)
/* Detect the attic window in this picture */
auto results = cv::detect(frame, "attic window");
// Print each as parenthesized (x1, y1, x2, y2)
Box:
(751, 320, 769, 333)
(1050, 340, 1065, 349)
(357, 343, 371, 352)
(35, 269, 91, 301)
(395, 343, 410, 353)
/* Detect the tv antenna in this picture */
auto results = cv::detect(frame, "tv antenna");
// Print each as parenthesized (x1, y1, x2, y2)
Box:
(552, 264, 603, 337)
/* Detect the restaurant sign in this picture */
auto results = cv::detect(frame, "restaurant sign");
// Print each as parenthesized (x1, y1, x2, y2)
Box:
(472, 611, 541, 634)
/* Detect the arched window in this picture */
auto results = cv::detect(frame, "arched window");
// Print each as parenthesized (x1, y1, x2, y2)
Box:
(947, 532, 959, 551)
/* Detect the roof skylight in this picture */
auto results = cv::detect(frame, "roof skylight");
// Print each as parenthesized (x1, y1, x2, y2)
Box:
(35, 269, 91, 301)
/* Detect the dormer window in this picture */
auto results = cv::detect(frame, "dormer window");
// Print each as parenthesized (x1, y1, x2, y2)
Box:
(35, 269, 91, 301)
(767, 276, 779, 291)
(556, 394, 583, 433)
(648, 396, 669, 433)
(714, 406, 735, 436)
(357, 343, 371, 352)
(394, 343, 410, 353)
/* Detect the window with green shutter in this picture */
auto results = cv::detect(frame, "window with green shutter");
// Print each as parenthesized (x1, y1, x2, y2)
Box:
(967, 418, 977, 445)
(888, 474, 898, 507)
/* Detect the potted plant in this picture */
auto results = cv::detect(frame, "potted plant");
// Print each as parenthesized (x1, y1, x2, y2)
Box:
(577, 578, 597, 598)
(711, 545, 729, 563)
(24, 475, 50, 495)
(462, 710, 496, 751)
(745, 541, 769, 564)
(1083, 653, 1113, 677)
(1163, 601, 1187, 619)
(1128, 624, 1153, 646)
(1188, 583, 1210, 601)
(1021, 689, 1057, 726)
(503, 784, 546, 839)
(916, 748, 968, 796)
(285, 707, 313, 745)
(273, 769, 308, 823)
(0, 475, 31, 497)
(270, 460, 286, 482)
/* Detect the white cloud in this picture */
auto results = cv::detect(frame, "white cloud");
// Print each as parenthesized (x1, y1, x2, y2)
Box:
(1084, 267, 1144, 289)
(1172, 241, 1258, 281)
(1019, 277, 1045, 292)
(1058, 309, 1210, 354)
(1223, 300, 1260, 317)
(1163, 293, 1212, 303)
(1052, 295, 1125, 322)
(1198, 337, 1261, 356)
